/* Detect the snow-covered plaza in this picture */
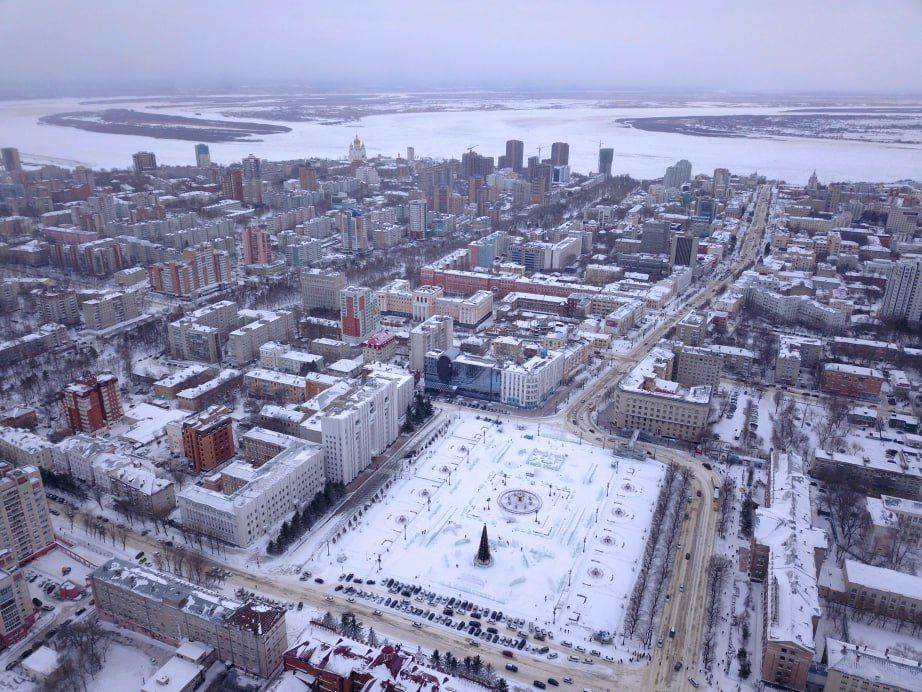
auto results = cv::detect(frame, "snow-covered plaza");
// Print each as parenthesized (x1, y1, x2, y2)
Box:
(299, 413, 666, 640)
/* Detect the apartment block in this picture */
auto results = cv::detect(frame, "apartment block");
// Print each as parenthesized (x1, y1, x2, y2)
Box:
(181, 406, 235, 473)
(824, 638, 921, 692)
(0, 549, 36, 647)
(108, 465, 176, 517)
(244, 369, 309, 404)
(340, 286, 380, 344)
(0, 463, 55, 564)
(821, 560, 922, 625)
(60, 373, 122, 433)
(672, 344, 723, 389)
(227, 309, 296, 366)
(81, 289, 142, 330)
(37, 290, 81, 326)
(91, 558, 287, 677)
(0, 428, 54, 469)
(820, 363, 884, 399)
(301, 269, 346, 311)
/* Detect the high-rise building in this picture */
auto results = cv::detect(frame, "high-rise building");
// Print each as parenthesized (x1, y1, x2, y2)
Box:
(712, 167, 730, 199)
(301, 269, 346, 311)
(1, 147, 22, 173)
(878, 257, 922, 324)
(37, 289, 81, 326)
(505, 139, 524, 173)
(408, 199, 428, 238)
(61, 373, 122, 433)
(0, 548, 36, 647)
(147, 244, 233, 297)
(221, 168, 245, 201)
(406, 146, 415, 162)
(664, 159, 692, 189)
(243, 225, 273, 265)
(461, 151, 494, 180)
(598, 148, 614, 178)
(340, 285, 380, 343)
(181, 405, 235, 473)
(0, 463, 55, 564)
(550, 142, 570, 166)
(195, 143, 211, 168)
(670, 234, 699, 268)
(298, 165, 318, 191)
(338, 210, 367, 253)
(131, 151, 157, 175)
(241, 154, 261, 181)
(81, 289, 142, 330)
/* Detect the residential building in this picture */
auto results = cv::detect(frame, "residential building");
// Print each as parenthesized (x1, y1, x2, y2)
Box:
(598, 148, 613, 178)
(175, 369, 242, 412)
(91, 558, 287, 677)
(301, 269, 346, 311)
(153, 365, 215, 399)
(227, 309, 296, 365)
(0, 428, 53, 469)
(0, 549, 36, 647)
(675, 311, 708, 346)
(242, 225, 273, 265)
(178, 440, 324, 546)
(81, 289, 142, 330)
(611, 346, 712, 441)
(258, 342, 323, 375)
(194, 143, 210, 168)
(812, 448, 921, 501)
(879, 256, 922, 324)
(147, 244, 232, 298)
(820, 363, 884, 399)
(505, 139, 524, 173)
(0, 463, 55, 564)
(60, 373, 122, 433)
(408, 199, 428, 237)
(240, 427, 303, 467)
(108, 464, 176, 517)
(672, 344, 723, 389)
(775, 335, 824, 386)
(550, 141, 569, 166)
(244, 369, 309, 404)
(340, 286, 380, 344)
(362, 331, 396, 364)
(181, 406, 235, 473)
(37, 290, 80, 326)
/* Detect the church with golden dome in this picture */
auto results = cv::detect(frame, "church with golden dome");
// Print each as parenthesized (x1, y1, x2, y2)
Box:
(348, 133, 367, 163)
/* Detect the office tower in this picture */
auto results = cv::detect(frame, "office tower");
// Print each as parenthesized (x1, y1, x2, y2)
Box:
(195, 143, 211, 168)
(879, 257, 922, 323)
(598, 148, 614, 178)
(132, 151, 157, 175)
(406, 146, 415, 162)
(670, 234, 699, 268)
(221, 168, 245, 201)
(712, 167, 730, 199)
(181, 405, 235, 472)
(505, 139, 524, 173)
(408, 199, 428, 238)
(340, 285, 380, 343)
(550, 142, 570, 166)
(60, 373, 123, 433)
(640, 221, 670, 254)
(1, 147, 22, 173)
(0, 463, 54, 564)
(241, 154, 261, 181)
(301, 269, 346, 311)
(298, 165, 318, 190)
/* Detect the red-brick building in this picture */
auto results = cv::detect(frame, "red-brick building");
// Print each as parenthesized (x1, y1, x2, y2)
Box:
(60, 373, 122, 433)
(820, 363, 884, 399)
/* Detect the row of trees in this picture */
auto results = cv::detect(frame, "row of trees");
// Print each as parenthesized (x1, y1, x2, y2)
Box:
(266, 481, 346, 555)
(623, 465, 690, 644)
(40, 619, 112, 692)
(701, 555, 732, 673)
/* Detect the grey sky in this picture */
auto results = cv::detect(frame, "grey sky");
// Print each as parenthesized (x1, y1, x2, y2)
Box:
(1, 0, 920, 94)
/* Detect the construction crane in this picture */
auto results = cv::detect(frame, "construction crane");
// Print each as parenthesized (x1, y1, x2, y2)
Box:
(466, 145, 478, 154)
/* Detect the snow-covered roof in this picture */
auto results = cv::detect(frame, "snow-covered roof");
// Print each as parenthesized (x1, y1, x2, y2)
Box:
(618, 346, 711, 404)
(844, 559, 922, 601)
(755, 452, 827, 652)
(825, 638, 921, 690)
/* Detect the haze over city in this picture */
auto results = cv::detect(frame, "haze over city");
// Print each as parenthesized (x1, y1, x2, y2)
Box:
(1, 1, 921, 94)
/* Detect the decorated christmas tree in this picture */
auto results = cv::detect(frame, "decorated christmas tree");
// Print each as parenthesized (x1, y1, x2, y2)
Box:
(475, 524, 492, 566)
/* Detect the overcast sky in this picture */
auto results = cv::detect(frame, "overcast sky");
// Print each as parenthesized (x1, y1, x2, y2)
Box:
(1, 1, 920, 95)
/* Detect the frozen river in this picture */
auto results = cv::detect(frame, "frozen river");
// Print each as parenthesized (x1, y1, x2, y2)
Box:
(1, 97, 920, 183)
